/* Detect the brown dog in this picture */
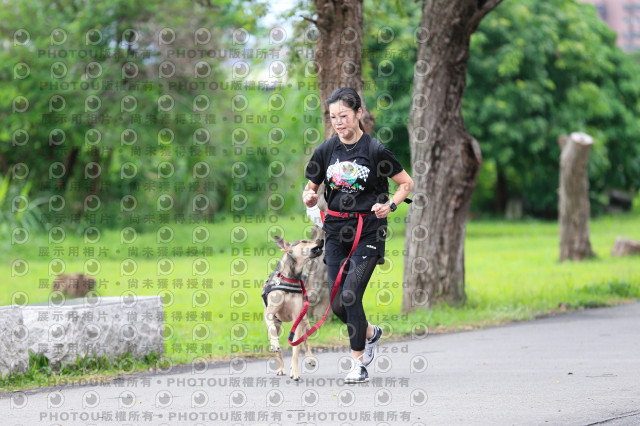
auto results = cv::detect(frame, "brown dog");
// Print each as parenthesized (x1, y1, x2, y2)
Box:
(52, 273, 96, 298)
(263, 236, 323, 380)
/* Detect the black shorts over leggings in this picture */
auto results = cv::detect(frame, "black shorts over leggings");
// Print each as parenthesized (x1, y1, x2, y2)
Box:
(324, 228, 382, 352)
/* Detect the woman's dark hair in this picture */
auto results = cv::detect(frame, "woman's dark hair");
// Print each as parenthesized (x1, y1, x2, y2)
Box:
(325, 87, 364, 131)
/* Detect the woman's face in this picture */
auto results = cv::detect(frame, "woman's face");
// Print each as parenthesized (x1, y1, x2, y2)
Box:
(329, 100, 362, 141)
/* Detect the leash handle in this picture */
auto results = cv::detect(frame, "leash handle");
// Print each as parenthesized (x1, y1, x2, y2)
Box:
(288, 213, 364, 346)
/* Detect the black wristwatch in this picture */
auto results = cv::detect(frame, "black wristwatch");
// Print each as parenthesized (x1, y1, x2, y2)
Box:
(386, 200, 397, 212)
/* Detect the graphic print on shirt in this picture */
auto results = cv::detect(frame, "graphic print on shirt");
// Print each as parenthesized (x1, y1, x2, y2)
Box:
(327, 158, 370, 193)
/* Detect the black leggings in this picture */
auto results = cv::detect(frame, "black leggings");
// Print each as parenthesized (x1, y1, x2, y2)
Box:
(327, 255, 379, 351)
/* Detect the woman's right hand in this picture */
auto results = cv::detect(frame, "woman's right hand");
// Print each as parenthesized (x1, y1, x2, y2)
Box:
(303, 189, 318, 207)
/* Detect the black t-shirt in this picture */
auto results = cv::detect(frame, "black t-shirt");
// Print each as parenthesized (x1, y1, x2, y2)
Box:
(305, 133, 404, 258)
(305, 133, 404, 213)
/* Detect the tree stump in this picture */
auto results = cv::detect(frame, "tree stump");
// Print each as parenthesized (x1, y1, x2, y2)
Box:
(558, 132, 596, 261)
(611, 237, 640, 257)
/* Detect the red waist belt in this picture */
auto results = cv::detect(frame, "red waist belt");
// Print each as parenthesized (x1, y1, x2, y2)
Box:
(325, 209, 372, 218)
(288, 209, 372, 346)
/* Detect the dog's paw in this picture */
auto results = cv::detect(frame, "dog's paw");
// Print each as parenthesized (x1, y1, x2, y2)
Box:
(290, 366, 301, 381)
(306, 357, 317, 367)
(276, 369, 285, 376)
(269, 345, 281, 353)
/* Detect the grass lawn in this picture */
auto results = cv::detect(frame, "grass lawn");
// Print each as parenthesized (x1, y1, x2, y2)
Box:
(1, 206, 639, 390)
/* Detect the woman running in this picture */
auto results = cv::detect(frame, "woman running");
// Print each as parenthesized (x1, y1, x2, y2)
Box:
(303, 87, 414, 383)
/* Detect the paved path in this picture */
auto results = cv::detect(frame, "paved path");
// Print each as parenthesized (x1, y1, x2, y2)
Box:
(2, 303, 640, 425)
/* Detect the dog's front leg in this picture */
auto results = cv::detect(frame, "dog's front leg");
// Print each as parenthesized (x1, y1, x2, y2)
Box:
(264, 308, 285, 376)
(290, 325, 302, 381)
(302, 315, 317, 368)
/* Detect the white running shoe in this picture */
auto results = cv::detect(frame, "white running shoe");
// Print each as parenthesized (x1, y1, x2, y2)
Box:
(363, 325, 382, 367)
(344, 356, 369, 384)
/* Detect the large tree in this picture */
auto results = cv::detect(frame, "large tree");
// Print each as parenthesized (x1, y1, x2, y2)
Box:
(403, 0, 501, 310)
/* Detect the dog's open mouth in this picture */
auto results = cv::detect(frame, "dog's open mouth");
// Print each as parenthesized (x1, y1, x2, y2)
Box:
(310, 240, 324, 258)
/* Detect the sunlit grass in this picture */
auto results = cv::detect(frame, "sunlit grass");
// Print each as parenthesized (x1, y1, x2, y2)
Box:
(1, 207, 639, 389)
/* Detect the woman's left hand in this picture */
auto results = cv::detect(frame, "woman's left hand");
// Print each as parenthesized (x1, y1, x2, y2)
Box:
(371, 203, 391, 219)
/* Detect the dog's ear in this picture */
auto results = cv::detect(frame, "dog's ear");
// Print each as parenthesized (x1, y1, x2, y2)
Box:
(274, 235, 289, 251)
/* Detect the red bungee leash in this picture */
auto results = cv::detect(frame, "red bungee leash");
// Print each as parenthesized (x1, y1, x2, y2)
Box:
(288, 209, 369, 346)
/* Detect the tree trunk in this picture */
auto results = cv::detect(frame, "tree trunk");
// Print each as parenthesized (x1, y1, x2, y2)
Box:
(89, 147, 114, 197)
(57, 146, 79, 191)
(558, 132, 595, 261)
(496, 165, 508, 214)
(302, 0, 375, 319)
(88, 147, 101, 197)
(313, 0, 374, 136)
(402, 0, 501, 311)
(0, 150, 9, 175)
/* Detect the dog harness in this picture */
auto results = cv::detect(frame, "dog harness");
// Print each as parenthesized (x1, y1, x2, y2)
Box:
(261, 271, 305, 308)
(288, 209, 371, 346)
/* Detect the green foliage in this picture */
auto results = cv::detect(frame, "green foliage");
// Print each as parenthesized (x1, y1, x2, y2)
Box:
(227, 79, 323, 219)
(3, 0, 640, 225)
(634, 189, 640, 213)
(464, 0, 640, 216)
(0, 349, 161, 390)
(567, 280, 640, 308)
(0, 0, 266, 234)
(579, 279, 640, 298)
(0, 174, 49, 236)
(359, 0, 640, 217)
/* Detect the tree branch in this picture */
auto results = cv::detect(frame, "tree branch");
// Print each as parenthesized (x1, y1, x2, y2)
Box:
(469, 0, 503, 31)
(480, 0, 502, 14)
(194, 0, 220, 10)
(300, 15, 318, 26)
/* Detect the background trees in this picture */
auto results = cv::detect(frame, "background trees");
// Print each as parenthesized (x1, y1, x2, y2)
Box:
(464, 0, 640, 217)
(0, 0, 263, 234)
(2, 0, 640, 238)
(362, 0, 640, 219)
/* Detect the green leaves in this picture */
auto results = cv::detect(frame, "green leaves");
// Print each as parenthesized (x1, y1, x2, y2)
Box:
(464, 0, 640, 216)
(497, 40, 524, 78)
(1, 0, 268, 228)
